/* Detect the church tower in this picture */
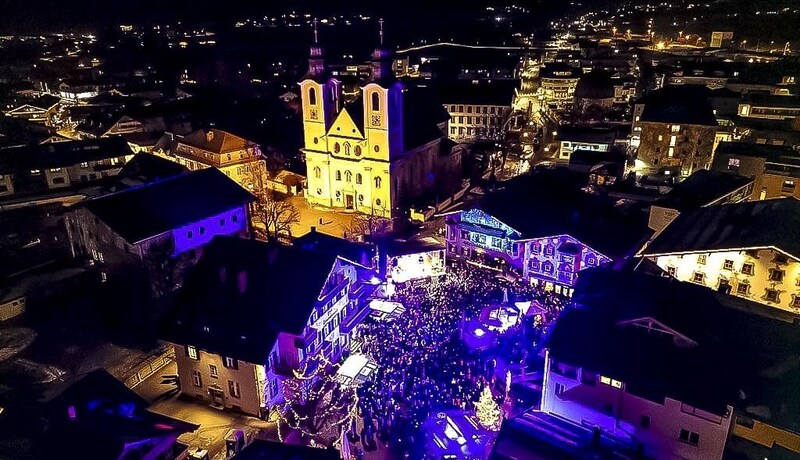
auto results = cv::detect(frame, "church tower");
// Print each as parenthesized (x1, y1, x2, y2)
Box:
(299, 19, 341, 153)
(362, 19, 404, 162)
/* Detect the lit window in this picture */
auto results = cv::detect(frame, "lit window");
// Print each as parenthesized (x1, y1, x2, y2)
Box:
(209, 364, 218, 378)
(187, 345, 198, 360)
(224, 357, 238, 369)
(555, 383, 565, 396)
(599, 375, 623, 388)
(345, 171, 352, 182)
(728, 158, 740, 169)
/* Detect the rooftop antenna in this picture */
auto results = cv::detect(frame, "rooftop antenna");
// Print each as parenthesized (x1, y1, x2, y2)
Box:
(313, 18, 319, 44)
(379, 18, 384, 46)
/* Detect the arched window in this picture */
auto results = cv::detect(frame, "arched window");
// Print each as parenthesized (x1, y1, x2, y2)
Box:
(335, 170, 342, 181)
(334, 143, 341, 153)
(374, 176, 382, 189)
(371, 91, 380, 112)
(356, 173, 362, 184)
(344, 143, 351, 155)
(308, 87, 317, 105)
(354, 145, 362, 156)
(313, 166, 321, 179)
(345, 171, 352, 182)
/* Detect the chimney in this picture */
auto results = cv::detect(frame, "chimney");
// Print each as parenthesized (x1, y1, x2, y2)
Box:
(237, 271, 247, 294)
(310, 226, 317, 233)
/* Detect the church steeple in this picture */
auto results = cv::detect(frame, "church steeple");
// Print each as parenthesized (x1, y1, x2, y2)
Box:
(370, 19, 394, 83)
(306, 18, 326, 80)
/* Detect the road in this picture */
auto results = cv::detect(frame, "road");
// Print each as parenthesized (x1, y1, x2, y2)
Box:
(133, 362, 278, 460)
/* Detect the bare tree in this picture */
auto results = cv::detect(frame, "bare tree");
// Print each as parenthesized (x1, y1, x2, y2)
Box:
(342, 214, 391, 242)
(251, 190, 301, 242)
(141, 238, 192, 297)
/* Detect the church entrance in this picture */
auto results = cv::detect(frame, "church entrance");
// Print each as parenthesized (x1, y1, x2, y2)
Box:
(345, 193, 355, 210)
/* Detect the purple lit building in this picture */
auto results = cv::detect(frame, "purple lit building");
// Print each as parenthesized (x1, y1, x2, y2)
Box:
(444, 172, 650, 295)
(65, 168, 254, 292)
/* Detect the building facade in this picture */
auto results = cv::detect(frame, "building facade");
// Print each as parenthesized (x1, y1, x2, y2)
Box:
(299, 45, 455, 218)
(153, 128, 267, 192)
(163, 237, 376, 417)
(444, 208, 611, 295)
(712, 142, 800, 201)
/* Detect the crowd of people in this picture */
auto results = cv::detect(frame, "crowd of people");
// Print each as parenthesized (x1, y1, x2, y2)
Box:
(342, 261, 569, 459)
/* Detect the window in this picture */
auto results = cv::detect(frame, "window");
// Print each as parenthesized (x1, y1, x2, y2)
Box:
(375, 198, 382, 207)
(774, 254, 789, 265)
(741, 262, 755, 275)
(458, 105, 464, 112)
(793, 295, 800, 308)
(545, 245, 554, 256)
(269, 379, 278, 399)
(308, 87, 317, 105)
(671, 124, 681, 133)
(356, 173, 362, 184)
(640, 415, 651, 428)
(344, 143, 351, 155)
(187, 230, 193, 239)
(187, 345, 198, 360)
(697, 254, 707, 265)
(345, 171, 352, 182)
(765, 288, 779, 303)
(224, 357, 238, 369)
(199, 226, 205, 235)
(679, 429, 699, 446)
(769, 269, 785, 282)
(658, 135, 663, 142)
(219, 218, 226, 226)
(334, 143, 341, 153)
(667, 266, 677, 277)
(371, 91, 380, 111)
(531, 243, 541, 254)
(555, 383, 566, 396)
(736, 283, 750, 295)
(354, 145, 362, 156)
(723, 259, 734, 270)
(692, 272, 705, 284)
(728, 158, 740, 169)
(313, 166, 321, 179)
(191, 370, 202, 387)
(335, 170, 342, 181)
(599, 375, 623, 389)
(783, 180, 796, 192)
(228, 380, 241, 398)
(209, 364, 218, 378)
(374, 177, 382, 189)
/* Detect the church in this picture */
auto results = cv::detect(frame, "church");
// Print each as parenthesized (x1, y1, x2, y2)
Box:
(299, 23, 460, 218)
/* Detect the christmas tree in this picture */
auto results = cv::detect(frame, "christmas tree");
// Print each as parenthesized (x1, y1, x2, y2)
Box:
(475, 385, 502, 431)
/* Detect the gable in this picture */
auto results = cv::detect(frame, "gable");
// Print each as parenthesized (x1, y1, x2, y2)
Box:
(461, 209, 521, 238)
(327, 107, 364, 140)
(617, 317, 698, 348)
(6, 104, 47, 115)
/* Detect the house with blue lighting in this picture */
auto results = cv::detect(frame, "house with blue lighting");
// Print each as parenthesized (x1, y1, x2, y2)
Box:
(445, 172, 650, 295)
(161, 236, 377, 417)
(65, 167, 255, 293)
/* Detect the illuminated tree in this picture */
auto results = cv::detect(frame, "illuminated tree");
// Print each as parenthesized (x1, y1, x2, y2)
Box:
(342, 214, 391, 242)
(242, 163, 300, 242)
(475, 385, 502, 431)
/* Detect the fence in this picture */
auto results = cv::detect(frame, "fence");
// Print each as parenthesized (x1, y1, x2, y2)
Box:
(123, 346, 176, 389)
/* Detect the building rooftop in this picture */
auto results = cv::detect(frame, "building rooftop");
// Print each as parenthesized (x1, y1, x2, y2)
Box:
(638, 85, 718, 126)
(714, 142, 797, 161)
(84, 168, 254, 244)
(642, 197, 800, 259)
(435, 80, 517, 106)
(557, 126, 616, 144)
(655, 169, 753, 210)
(481, 170, 652, 259)
(162, 236, 339, 364)
(0, 136, 133, 174)
(293, 227, 374, 266)
(742, 92, 800, 109)
(179, 128, 257, 154)
(540, 63, 582, 79)
(556, 269, 800, 428)
(574, 70, 615, 100)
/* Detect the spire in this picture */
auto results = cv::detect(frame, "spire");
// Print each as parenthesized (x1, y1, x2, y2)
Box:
(306, 18, 326, 80)
(370, 18, 394, 83)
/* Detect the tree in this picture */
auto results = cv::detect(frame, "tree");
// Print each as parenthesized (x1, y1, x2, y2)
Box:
(141, 237, 192, 298)
(475, 385, 502, 431)
(342, 214, 391, 242)
(251, 190, 301, 242)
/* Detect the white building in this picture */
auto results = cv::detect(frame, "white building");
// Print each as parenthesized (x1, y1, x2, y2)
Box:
(640, 198, 800, 314)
